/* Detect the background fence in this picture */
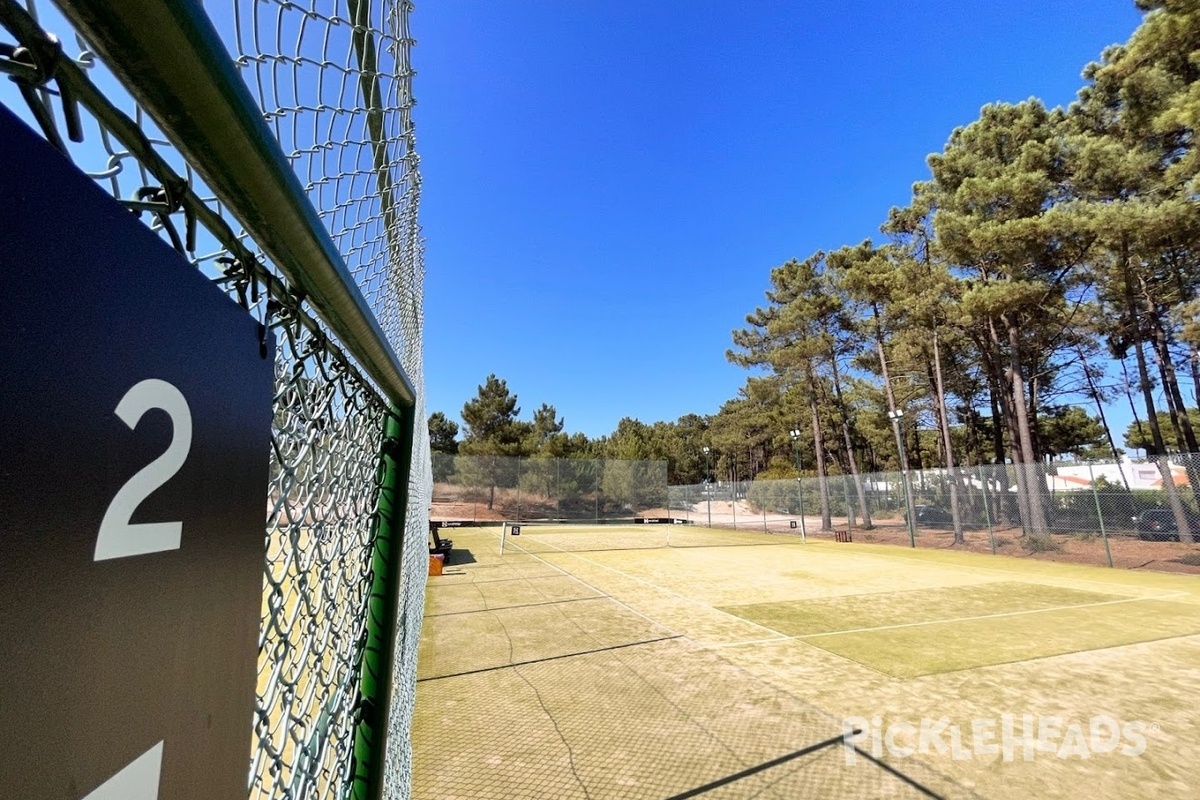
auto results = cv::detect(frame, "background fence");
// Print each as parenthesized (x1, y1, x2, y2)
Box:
(431, 454, 669, 522)
(669, 455, 1200, 573)
(1, 1, 429, 798)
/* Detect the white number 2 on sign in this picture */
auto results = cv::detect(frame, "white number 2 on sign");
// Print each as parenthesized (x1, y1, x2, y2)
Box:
(94, 379, 192, 561)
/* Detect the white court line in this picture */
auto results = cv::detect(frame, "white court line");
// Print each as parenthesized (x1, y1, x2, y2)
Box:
(489, 527, 687, 638)
(798, 590, 1192, 639)
(512, 534, 1188, 637)
(508, 533, 898, 674)
(488, 531, 895, 676)
(490, 531, 1197, 673)
(525, 536, 787, 638)
(804, 541, 1200, 595)
(701, 591, 1193, 649)
(705, 592, 1195, 647)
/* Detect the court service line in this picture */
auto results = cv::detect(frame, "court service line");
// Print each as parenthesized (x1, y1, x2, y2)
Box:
(505, 536, 903, 677)
(700, 591, 1192, 650)
(493, 530, 687, 638)
(483, 535, 891, 748)
(814, 542, 1200, 596)
(794, 591, 1192, 640)
(523, 536, 787, 638)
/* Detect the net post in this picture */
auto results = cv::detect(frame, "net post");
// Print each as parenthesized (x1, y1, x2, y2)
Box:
(352, 401, 415, 800)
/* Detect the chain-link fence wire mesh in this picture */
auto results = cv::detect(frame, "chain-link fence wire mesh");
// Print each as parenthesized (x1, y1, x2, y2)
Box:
(430, 454, 669, 522)
(667, 455, 1200, 573)
(226, 0, 422, 366)
(0, 1, 430, 797)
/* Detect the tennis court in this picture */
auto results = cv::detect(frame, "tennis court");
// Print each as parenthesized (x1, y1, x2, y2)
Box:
(412, 524, 1200, 799)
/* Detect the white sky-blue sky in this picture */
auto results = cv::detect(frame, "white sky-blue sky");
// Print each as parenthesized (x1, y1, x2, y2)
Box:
(416, 0, 1147, 439)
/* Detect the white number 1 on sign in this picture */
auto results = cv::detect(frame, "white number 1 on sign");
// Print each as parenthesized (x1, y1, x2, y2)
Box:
(94, 379, 192, 561)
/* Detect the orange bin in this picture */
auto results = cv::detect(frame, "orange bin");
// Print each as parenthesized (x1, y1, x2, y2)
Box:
(428, 554, 445, 576)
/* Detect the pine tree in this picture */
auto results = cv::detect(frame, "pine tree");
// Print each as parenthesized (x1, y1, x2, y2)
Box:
(927, 100, 1094, 535)
(460, 374, 530, 509)
(428, 411, 460, 454)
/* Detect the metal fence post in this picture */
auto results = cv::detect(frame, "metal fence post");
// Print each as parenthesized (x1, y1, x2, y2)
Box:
(1087, 461, 1114, 568)
(979, 466, 996, 555)
(841, 473, 854, 530)
(732, 484, 738, 530)
(798, 477, 808, 542)
(352, 402, 414, 800)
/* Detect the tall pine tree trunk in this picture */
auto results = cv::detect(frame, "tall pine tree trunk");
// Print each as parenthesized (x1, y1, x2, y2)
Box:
(872, 306, 920, 539)
(828, 350, 873, 528)
(1133, 336, 1194, 541)
(1077, 345, 1131, 490)
(1005, 317, 1049, 535)
(1120, 356, 1149, 451)
(808, 369, 833, 531)
(998, 374, 1032, 532)
(1145, 313, 1200, 512)
(1144, 300, 1199, 452)
(976, 339, 1012, 521)
(1189, 347, 1200, 411)
(989, 379, 1007, 467)
(1166, 251, 1200, 409)
(930, 328, 965, 543)
(1028, 372, 1043, 464)
(988, 319, 1033, 531)
(1125, 262, 1194, 540)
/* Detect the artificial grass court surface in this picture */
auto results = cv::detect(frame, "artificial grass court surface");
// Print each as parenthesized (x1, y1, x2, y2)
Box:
(502, 522, 786, 553)
(719, 580, 1200, 678)
(412, 525, 1200, 800)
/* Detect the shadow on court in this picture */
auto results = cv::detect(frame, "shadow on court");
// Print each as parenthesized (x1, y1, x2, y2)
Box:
(443, 548, 477, 567)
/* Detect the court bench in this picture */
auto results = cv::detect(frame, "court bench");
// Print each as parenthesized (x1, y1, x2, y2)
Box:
(428, 522, 453, 558)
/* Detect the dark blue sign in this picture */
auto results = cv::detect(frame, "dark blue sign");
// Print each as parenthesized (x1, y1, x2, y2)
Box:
(0, 104, 275, 799)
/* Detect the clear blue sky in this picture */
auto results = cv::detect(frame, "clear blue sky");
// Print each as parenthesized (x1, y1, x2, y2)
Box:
(416, 1, 1144, 439)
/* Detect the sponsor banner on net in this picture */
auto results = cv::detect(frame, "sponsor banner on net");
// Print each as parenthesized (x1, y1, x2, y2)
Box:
(841, 715, 1157, 764)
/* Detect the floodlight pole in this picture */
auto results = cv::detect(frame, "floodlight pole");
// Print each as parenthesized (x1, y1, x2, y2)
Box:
(790, 429, 807, 542)
(703, 446, 712, 528)
(888, 409, 918, 548)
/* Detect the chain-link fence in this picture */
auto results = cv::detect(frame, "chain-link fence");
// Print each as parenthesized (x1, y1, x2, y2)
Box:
(1, 1, 429, 798)
(431, 454, 669, 522)
(670, 455, 1200, 573)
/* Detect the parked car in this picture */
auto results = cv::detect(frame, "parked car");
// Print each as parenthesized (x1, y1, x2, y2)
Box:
(904, 504, 954, 526)
(1133, 508, 1199, 541)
